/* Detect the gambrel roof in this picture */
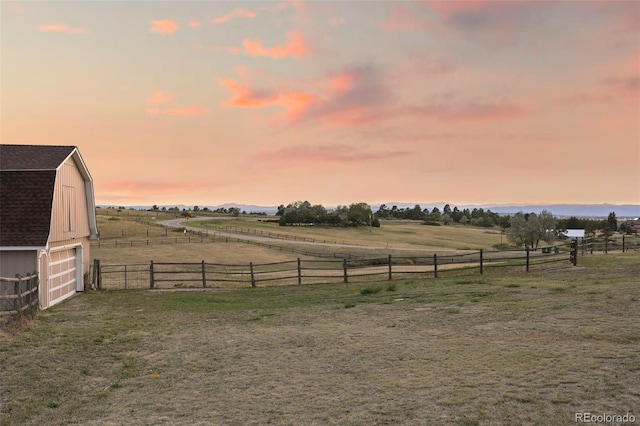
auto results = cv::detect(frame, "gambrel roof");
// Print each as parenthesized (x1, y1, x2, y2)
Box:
(0, 145, 97, 248)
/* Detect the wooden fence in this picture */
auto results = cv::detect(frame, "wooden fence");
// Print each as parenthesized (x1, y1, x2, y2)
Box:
(95, 244, 576, 290)
(0, 273, 39, 326)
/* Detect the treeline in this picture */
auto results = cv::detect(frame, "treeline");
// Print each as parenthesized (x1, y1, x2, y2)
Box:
(557, 212, 625, 235)
(376, 204, 507, 228)
(277, 201, 378, 227)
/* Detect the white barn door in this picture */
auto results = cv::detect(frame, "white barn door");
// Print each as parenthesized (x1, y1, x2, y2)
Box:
(48, 247, 80, 307)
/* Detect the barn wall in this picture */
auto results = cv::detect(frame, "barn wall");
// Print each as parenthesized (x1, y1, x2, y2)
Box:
(50, 158, 91, 244)
(0, 251, 37, 278)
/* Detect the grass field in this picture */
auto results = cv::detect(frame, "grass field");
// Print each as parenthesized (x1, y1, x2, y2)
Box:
(92, 211, 512, 267)
(1, 253, 638, 425)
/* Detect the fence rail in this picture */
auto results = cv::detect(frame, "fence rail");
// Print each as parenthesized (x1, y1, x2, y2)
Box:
(0, 273, 39, 326)
(95, 243, 578, 290)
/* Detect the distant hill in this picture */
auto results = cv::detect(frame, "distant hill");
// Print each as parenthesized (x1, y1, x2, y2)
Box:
(98, 203, 639, 218)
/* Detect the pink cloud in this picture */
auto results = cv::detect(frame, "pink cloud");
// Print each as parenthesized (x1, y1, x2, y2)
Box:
(188, 20, 202, 29)
(150, 20, 178, 35)
(36, 24, 86, 34)
(212, 8, 256, 24)
(257, 145, 410, 164)
(409, 94, 528, 122)
(242, 31, 308, 58)
(145, 91, 207, 116)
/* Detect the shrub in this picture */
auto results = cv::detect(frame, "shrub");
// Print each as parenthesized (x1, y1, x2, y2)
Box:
(386, 283, 397, 292)
(360, 286, 382, 295)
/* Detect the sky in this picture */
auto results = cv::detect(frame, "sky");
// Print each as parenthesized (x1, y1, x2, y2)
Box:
(2, 0, 639, 208)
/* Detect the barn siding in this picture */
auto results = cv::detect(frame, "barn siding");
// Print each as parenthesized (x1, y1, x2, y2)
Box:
(50, 159, 91, 242)
(48, 158, 92, 280)
(0, 251, 37, 278)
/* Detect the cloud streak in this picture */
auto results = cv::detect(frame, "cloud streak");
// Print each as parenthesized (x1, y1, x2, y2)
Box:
(257, 144, 410, 164)
(212, 8, 256, 25)
(146, 91, 207, 116)
(150, 20, 178, 35)
(36, 23, 86, 34)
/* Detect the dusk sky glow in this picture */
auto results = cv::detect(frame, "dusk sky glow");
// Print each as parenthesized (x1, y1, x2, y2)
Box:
(2, 0, 639, 207)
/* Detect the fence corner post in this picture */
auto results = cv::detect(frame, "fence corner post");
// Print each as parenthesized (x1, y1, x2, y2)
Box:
(343, 258, 348, 283)
(297, 258, 302, 285)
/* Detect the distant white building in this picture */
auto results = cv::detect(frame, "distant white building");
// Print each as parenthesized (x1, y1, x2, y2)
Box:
(563, 229, 585, 239)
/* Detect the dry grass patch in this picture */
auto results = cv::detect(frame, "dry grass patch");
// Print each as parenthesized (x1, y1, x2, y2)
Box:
(2, 253, 639, 425)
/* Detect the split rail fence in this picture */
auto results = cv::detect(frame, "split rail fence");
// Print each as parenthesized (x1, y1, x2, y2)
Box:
(94, 242, 579, 290)
(0, 273, 39, 326)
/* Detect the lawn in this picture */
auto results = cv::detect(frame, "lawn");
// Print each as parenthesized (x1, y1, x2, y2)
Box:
(1, 253, 638, 425)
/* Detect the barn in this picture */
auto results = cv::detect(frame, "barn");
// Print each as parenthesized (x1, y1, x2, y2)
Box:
(0, 145, 98, 309)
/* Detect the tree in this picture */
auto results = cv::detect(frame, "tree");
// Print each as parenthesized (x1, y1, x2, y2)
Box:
(347, 203, 373, 226)
(607, 212, 618, 232)
(376, 204, 390, 219)
(507, 211, 557, 249)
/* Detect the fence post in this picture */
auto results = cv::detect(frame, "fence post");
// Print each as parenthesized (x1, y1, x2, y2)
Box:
(388, 254, 392, 280)
(622, 234, 625, 253)
(97, 259, 102, 290)
(297, 258, 302, 285)
(343, 259, 348, 283)
(202, 260, 206, 288)
(604, 237, 608, 254)
(14, 275, 22, 315)
(150, 261, 155, 289)
(250, 262, 255, 288)
(526, 248, 530, 273)
(479, 249, 483, 275)
(433, 254, 438, 278)
(124, 265, 128, 289)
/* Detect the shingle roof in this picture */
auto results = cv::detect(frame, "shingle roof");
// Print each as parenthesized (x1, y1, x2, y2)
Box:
(0, 171, 55, 246)
(0, 145, 75, 170)
(0, 145, 76, 247)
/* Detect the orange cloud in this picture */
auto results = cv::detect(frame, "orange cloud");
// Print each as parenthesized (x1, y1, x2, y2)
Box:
(36, 24, 86, 34)
(147, 91, 172, 106)
(219, 65, 394, 126)
(150, 20, 178, 34)
(219, 79, 314, 119)
(242, 31, 308, 58)
(212, 8, 256, 24)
